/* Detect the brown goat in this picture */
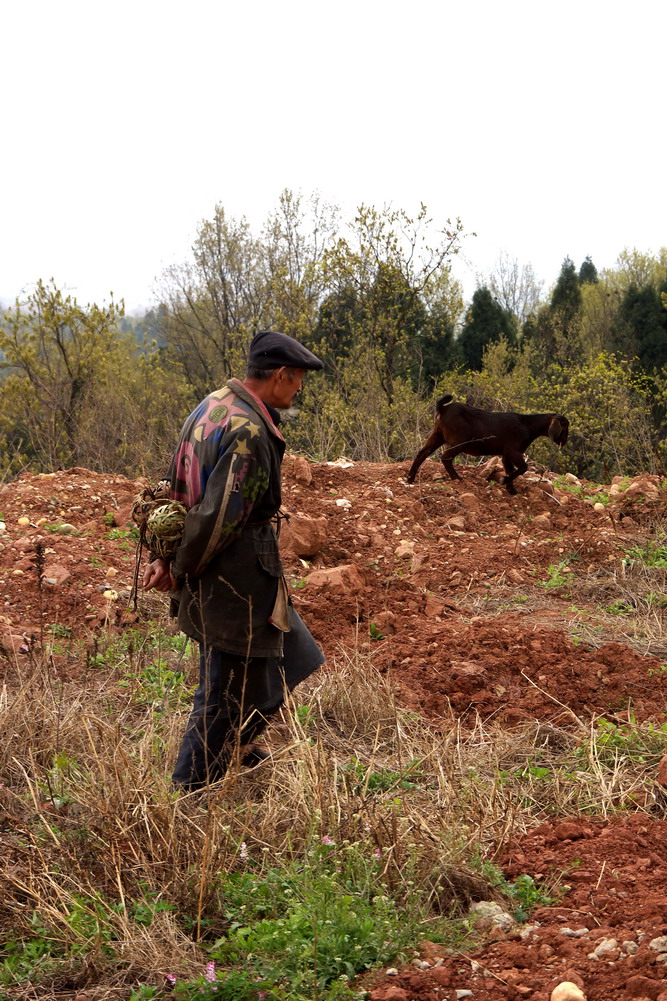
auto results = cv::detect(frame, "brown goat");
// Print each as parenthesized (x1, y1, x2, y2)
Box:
(407, 395, 569, 495)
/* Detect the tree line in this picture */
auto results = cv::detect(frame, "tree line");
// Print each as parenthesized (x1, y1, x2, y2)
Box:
(1, 190, 666, 482)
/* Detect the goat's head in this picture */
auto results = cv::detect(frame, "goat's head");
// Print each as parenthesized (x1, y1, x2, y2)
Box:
(547, 415, 569, 448)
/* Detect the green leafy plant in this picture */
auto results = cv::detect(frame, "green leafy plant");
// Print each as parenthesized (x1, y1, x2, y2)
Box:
(622, 538, 667, 569)
(477, 862, 561, 922)
(209, 841, 419, 997)
(295, 704, 315, 729)
(588, 716, 667, 763)
(47, 623, 72, 639)
(107, 526, 140, 541)
(0, 914, 61, 992)
(339, 756, 423, 794)
(368, 622, 385, 641)
(605, 599, 634, 616)
(504, 874, 558, 922)
(118, 661, 189, 707)
(539, 559, 573, 590)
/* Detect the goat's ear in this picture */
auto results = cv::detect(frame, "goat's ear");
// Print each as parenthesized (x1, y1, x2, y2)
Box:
(548, 416, 569, 445)
(547, 418, 561, 442)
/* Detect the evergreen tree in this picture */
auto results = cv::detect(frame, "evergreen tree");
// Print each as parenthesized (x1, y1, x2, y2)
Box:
(551, 257, 582, 321)
(612, 282, 667, 371)
(541, 256, 584, 361)
(457, 287, 516, 370)
(578, 256, 599, 284)
(311, 285, 362, 374)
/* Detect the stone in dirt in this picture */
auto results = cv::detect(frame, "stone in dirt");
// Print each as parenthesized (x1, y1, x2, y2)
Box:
(458, 492, 478, 510)
(111, 496, 136, 528)
(424, 595, 447, 617)
(0, 632, 31, 657)
(372, 610, 396, 635)
(553, 821, 592, 841)
(469, 899, 515, 931)
(384, 989, 409, 1001)
(305, 564, 365, 597)
(550, 983, 586, 1001)
(290, 456, 313, 485)
(43, 564, 71, 587)
(649, 935, 667, 953)
(479, 455, 504, 480)
(280, 513, 328, 557)
(546, 971, 585, 993)
(624, 475, 661, 499)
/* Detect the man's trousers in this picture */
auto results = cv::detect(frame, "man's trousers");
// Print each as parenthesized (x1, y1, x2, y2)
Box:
(172, 606, 324, 789)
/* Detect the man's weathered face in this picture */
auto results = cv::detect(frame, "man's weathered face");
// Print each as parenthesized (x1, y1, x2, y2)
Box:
(268, 367, 306, 408)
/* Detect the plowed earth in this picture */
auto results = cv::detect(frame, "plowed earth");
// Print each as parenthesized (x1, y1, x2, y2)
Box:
(1, 456, 666, 1001)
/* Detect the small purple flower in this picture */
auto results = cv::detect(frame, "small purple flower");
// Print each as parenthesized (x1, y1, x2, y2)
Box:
(239, 842, 249, 860)
(321, 835, 335, 846)
(373, 847, 382, 858)
(166, 973, 177, 986)
(205, 961, 216, 982)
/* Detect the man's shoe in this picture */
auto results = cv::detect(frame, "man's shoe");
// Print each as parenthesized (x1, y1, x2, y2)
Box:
(241, 744, 271, 767)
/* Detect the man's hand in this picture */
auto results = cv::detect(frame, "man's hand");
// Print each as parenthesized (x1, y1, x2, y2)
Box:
(143, 558, 177, 592)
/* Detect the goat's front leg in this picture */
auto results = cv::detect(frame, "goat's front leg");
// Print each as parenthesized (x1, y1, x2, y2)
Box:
(406, 427, 443, 483)
(502, 452, 527, 494)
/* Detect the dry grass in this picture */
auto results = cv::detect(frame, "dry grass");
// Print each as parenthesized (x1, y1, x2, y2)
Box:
(1, 627, 665, 998)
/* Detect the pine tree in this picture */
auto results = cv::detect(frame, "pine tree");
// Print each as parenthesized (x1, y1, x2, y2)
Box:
(457, 287, 516, 370)
(578, 256, 599, 284)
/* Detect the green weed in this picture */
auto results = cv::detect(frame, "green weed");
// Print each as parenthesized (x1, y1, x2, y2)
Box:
(295, 704, 315, 729)
(107, 526, 140, 541)
(605, 599, 634, 616)
(540, 559, 573, 590)
(118, 661, 190, 708)
(622, 539, 667, 569)
(339, 756, 424, 794)
(477, 862, 561, 922)
(585, 716, 667, 764)
(208, 839, 424, 997)
(47, 623, 72, 639)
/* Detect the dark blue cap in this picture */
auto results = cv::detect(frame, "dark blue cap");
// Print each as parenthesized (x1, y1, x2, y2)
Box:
(248, 330, 324, 371)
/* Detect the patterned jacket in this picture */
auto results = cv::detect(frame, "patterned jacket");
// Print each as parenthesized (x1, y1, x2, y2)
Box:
(166, 378, 287, 656)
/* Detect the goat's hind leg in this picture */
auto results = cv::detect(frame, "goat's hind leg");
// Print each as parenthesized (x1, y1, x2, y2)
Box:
(502, 452, 527, 494)
(406, 427, 444, 483)
(440, 443, 473, 481)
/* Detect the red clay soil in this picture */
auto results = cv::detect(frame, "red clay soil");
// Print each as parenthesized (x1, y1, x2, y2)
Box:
(0, 458, 665, 720)
(368, 814, 667, 1001)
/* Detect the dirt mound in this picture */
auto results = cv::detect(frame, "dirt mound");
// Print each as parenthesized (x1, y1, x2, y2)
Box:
(1, 458, 665, 723)
(369, 814, 667, 1000)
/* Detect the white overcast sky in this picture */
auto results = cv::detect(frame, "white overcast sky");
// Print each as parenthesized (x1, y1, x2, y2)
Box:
(1, 0, 665, 313)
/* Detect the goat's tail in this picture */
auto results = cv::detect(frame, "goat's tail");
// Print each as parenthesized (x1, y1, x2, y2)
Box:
(435, 394, 454, 415)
